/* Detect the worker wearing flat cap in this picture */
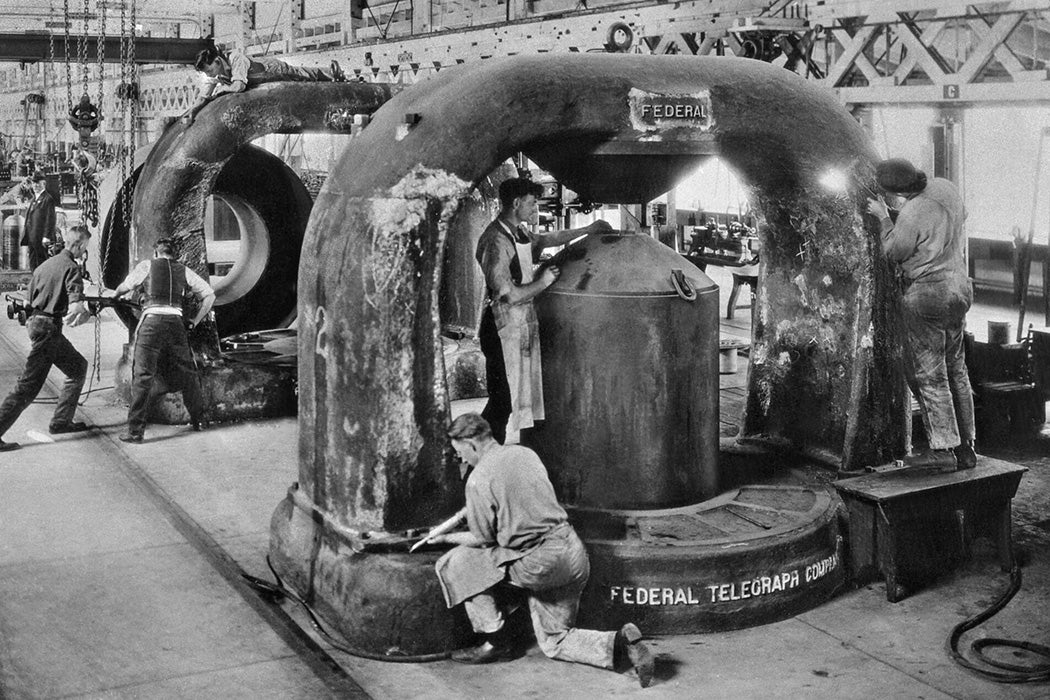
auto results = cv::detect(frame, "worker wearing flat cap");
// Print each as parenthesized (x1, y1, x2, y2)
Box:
(430, 413, 655, 686)
(867, 158, 977, 470)
(476, 177, 611, 444)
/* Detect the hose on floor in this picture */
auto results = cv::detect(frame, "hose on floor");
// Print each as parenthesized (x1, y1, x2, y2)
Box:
(947, 565, 1050, 683)
(241, 556, 452, 663)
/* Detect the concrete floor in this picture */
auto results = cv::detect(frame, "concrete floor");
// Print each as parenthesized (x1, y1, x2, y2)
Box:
(1, 267, 1049, 699)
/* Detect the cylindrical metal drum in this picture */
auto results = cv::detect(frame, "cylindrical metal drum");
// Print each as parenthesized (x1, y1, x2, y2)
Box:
(524, 231, 720, 510)
(2, 214, 23, 269)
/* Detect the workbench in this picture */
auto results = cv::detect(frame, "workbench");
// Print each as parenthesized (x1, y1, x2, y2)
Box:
(834, 458, 1027, 602)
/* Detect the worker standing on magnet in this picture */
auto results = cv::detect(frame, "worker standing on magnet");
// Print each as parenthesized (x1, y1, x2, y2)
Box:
(112, 238, 215, 444)
(0, 224, 93, 452)
(476, 177, 610, 444)
(186, 46, 346, 123)
(867, 158, 977, 470)
(429, 413, 655, 686)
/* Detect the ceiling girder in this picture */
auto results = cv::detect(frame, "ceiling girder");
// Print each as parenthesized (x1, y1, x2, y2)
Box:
(0, 33, 211, 64)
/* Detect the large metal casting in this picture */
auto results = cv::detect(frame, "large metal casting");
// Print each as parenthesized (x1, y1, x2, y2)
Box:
(271, 54, 907, 653)
(527, 232, 720, 509)
(115, 81, 396, 346)
(101, 81, 395, 423)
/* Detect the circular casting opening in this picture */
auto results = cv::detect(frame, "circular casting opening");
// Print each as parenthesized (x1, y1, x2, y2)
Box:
(204, 193, 271, 307)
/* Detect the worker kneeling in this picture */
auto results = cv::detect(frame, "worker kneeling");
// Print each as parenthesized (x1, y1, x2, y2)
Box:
(431, 413, 655, 687)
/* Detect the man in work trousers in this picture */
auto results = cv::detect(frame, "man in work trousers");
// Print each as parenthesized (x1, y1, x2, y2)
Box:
(21, 172, 56, 271)
(0, 224, 93, 452)
(431, 413, 655, 687)
(186, 45, 345, 122)
(112, 238, 215, 443)
(476, 177, 610, 444)
(868, 158, 977, 470)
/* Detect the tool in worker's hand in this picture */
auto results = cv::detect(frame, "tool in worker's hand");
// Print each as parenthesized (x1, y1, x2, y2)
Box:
(409, 508, 467, 552)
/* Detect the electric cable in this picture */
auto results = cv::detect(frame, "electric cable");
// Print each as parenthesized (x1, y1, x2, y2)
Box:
(240, 555, 452, 664)
(31, 385, 115, 404)
(947, 564, 1050, 683)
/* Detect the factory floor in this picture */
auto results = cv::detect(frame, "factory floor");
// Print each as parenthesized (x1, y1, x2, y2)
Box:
(1, 266, 1049, 699)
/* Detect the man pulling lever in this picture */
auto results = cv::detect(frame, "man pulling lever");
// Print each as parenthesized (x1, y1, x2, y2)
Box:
(112, 238, 215, 443)
(0, 224, 93, 452)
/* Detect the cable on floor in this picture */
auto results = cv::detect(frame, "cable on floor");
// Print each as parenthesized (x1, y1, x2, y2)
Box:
(947, 564, 1050, 683)
(241, 555, 452, 663)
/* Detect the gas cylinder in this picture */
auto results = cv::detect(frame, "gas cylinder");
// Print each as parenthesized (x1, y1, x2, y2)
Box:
(523, 231, 720, 510)
(1, 214, 23, 270)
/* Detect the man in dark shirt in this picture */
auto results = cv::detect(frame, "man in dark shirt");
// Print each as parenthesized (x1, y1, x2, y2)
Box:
(0, 224, 92, 451)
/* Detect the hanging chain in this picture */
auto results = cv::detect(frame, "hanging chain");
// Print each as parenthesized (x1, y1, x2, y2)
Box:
(47, 0, 57, 143)
(97, 0, 106, 132)
(104, 0, 130, 287)
(120, 0, 138, 258)
(63, 0, 72, 112)
(80, 0, 90, 99)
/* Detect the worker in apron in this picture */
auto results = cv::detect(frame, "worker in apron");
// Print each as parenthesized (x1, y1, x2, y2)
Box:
(475, 177, 610, 444)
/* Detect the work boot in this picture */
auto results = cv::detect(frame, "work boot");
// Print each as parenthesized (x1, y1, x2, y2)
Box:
(0, 438, 20, 452)
(954, 441, 978, 470)
(49, 421, 90, 434)
(450, 637, 517, 664)
(615, 622, 655, 688)
(118, 432, 143, 444)
(902, 448, 957, 471)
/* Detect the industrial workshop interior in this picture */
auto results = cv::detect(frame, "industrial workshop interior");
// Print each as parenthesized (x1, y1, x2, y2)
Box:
(2, 0, 1050, 697)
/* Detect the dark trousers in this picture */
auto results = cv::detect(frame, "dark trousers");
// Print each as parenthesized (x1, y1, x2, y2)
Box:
(902, 279, 976, 450)
(127, 315, 204, 436)
(479, 307, 511, 444)
(27, 243, 46, 272)
(0, 315, 87, 437)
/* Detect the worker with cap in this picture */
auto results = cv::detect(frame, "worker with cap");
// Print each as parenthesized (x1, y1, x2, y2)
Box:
(867, 158, 977, 470)
(430, 412, 655, 687)
(476, 177, 610, 444)
(0, 224, 93, 452)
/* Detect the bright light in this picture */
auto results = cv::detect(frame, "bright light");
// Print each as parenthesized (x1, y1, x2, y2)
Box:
(819, 169, 850, 193)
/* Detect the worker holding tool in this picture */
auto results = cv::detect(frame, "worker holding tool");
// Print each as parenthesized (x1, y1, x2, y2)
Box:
(0, 224, 93, 452)
(426, 413, 655, 687)
(476, 177, 611, 444)
(112, 238, 215, 444)
(867, 158, 977, 470)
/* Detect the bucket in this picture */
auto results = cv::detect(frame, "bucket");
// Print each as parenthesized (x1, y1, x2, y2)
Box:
(988, 320, 1012, 345)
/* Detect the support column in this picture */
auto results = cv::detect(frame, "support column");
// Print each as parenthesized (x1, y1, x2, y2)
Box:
(287, 0, 302, 54)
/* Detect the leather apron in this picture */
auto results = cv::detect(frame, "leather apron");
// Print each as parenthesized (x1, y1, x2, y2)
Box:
(494, 220, 544, 443)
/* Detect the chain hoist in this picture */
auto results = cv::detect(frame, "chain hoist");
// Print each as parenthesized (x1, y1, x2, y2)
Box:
(68, 0, 101, 149)
(74, 0, 107, 228)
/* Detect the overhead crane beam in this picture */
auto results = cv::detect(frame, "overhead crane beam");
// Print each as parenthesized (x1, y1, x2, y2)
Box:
(0, 33, 211, 64)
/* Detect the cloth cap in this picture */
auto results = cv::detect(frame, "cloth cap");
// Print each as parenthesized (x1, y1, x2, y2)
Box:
(31, 172, 46, 183)
(875, 158, 927, 194)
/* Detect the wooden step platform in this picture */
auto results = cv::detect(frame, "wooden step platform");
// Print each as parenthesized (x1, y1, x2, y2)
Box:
(834, 458, 1027, 602)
